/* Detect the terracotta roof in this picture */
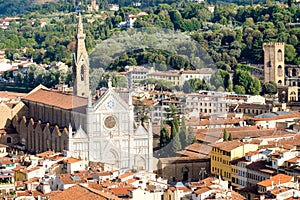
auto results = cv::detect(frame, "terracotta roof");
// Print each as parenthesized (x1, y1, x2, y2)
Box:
(0, 91, 26, 100)
(148, 71, 180, 77)
(177, 143, 211, 158)
(119, 172, 134, 179)
(97, 171, 113, 176)
(186, 117, 245, 127)
(22, 89, 88, 113)
(57, 174, 86, 184)
(246, 160, 275, 174)
(49, 184, 111, 200)
(286, 156, 300, 163)
(257, 174, 293, 187)
(195, 127, 290, 142)
(169, 186, 191, 192)
(36, 151, 56, 159)
(181, 68, 215, 74)
(24, 177, 39, 184)
(0, 157, 17, 165)
(12, 166, 27, 172)
(63, 157, 81, 164)
(132, 98, 157, 107)
(16, 190, 47, 198)
(212, 140, 257, 152)
(88, 182, 103, 191)
(269, 186, 290, 195)
(194, 187, 210, 195)
(251, 111, 300, 121)
(21, 166, 40, 173)
(110, 187, 134, 195)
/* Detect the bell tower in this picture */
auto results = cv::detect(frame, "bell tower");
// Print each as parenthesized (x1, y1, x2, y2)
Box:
(263, 42, 285, 86)
(73, 14, 90, 98)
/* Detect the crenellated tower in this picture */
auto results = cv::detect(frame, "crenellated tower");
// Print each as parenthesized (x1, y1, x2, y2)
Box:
(73, 14, 90, 98)
(263, 42, 285, 86)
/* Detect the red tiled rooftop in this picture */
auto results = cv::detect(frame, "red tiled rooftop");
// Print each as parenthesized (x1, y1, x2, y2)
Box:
(49, 184, 113, 200)
(257, 174, 293, 187)
(22, 89, 88, 112)
(63, 157, 81, 164)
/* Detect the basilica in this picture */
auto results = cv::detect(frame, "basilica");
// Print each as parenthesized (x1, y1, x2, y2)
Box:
(10, 15, 153, 171)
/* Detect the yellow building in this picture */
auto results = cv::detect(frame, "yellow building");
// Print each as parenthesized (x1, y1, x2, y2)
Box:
(210, 140, 258, 182)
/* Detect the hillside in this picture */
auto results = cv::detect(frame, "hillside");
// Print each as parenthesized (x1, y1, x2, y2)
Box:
(0, 0, 34, 16)
(33, 0, 59, 4)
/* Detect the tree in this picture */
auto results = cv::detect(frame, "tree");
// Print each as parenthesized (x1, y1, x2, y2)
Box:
(233, 67, 261, 95)
(183, 81, 193, 93)
(179, 117, 187, 149)
(169, 133, 181, 156)
(249, 77, 261, 95)
(223, 129, 228, 141)
(262, 81, 277, 96)
(135, 96, 150, 125)
(228, 133, 233, 141)
(285, 44, 297, 63)
(211, 69, 232, 92)
(234, 85, 246, 94)
(187, 126, 196, 145)
(166, 105, 180, 139)
(169, 10, 182, 30)
(160, 126, 170, 149)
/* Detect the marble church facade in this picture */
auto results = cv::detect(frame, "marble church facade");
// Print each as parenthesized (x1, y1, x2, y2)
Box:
(10, 15, 153, 171)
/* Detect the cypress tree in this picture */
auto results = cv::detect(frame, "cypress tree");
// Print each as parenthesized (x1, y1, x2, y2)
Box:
(223, 129, 228, 141)
(179, 117, 187, 149)
(169, 133, 182, 156)
(187, 126, 196, 145)
(160, 126, 170, 148)
(166, 105, 180, 139)
(228, 133, 233, 141)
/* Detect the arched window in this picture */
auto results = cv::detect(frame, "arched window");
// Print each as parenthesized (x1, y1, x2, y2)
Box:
(290, 91, 297, 102)
(6, 137, 11, 144)
(277, 49, 283, 62)
(281, 91, 286, 103)
(80, 65, 85, 81)
(278, 80, 282, 86)
(292, 69, 297, 77)
(278, 65, 283, 76)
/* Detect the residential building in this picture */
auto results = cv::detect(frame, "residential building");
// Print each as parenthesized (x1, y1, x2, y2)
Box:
(62, 157, 85, 174)
(87, 0, 99, 11)
(248, 111, 300, 129)
(148, 71, 181, 86)
(13, 166, 45, 181)
(109, 4, 119, 11)
(191, 177, 246, 200)
(210, 140, 259, 182)
(123, 65, 151, 88)
(179, 68, 214, 85)
(257, 174, 294, 193)
(185, 91, 228, 116)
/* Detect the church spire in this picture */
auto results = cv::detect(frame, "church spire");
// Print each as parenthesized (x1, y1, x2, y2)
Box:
(73, 13, 90, 98)
(77, 13, 84, 35)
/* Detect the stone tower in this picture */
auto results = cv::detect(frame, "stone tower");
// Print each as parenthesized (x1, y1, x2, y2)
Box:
(73, 14, 90, 98)
(263, 42, 285, 86)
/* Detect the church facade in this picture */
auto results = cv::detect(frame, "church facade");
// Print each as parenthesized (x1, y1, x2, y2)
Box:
(11, 15, 153, 171)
